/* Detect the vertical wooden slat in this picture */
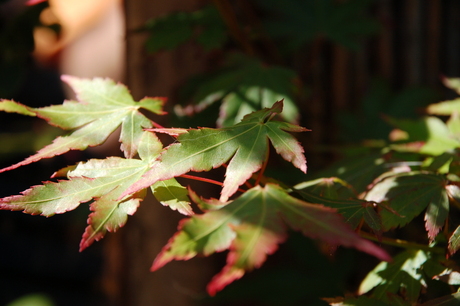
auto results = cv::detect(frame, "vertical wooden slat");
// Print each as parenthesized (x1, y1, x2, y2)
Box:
(332, 46, 350, 111)
(404, 0, 423, 86)
(425, 0, 441, 86)
(376, 0, 393, 80)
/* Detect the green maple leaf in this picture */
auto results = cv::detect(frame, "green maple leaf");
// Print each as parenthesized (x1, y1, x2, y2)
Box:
(448, 225, 460, 256)
(0, 131, 192, 250)
(177, 54, 300, 127)
(294, 177, 382, 234)
(426, 77, 460, 115)
(359, 250, 428, 303)
(0, 75, 166, 173)
(316, 150, 394, 194)
(152, 183, 389, 295)
(124, 100, 308, 202)
(387, 116, 460, 155)
(365, 172, 450, 241)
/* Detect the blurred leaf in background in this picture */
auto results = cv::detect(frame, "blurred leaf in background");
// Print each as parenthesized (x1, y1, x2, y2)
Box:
(176, 53, 301, 127)
(6, 293, 54, 306)
(143, 5, 227, 53)
(256, 0, 380, 51)
(338, 78, 439, 142)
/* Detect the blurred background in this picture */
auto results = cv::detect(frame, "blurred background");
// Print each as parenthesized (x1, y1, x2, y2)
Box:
(1, 0, 460, 305)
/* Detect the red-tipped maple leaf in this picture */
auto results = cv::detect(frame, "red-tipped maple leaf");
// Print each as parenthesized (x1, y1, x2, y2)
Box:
(365, 172, 451, 242)
(152, 183, 390, 295)
(0, 131, 192, 250)
(0, 76, 166, 173)
(123, 100, 308, 202)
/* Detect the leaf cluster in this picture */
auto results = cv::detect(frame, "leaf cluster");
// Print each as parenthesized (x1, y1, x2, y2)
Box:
(0, 76, 390, 297)
(302, 77, 460, 305)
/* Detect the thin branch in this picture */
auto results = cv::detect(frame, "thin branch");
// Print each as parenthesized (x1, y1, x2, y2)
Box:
(254, 146, 270, 186)
(360, 232, 445, 254)
(180, 174, 247, 193)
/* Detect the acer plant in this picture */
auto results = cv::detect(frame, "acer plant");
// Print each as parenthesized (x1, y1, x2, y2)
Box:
(1, 75, 460, 305)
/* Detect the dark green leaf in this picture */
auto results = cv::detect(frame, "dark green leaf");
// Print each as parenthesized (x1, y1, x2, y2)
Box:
(176, 54, 300, 127)
(365, 172, 449, 240)
(359, 249, 428, 303)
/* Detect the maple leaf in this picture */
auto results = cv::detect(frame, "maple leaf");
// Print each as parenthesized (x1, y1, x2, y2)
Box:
(448, 225, 460, 256)
(316, 150, 395, 194)
(124, 100, 308, 202)
(294, 177, 382, 235)
(359, 250, 428, 303)
(365, 172, 450, 241)
(151, 183, 389, 296)
(176, 54, 300, 127)
(0, 131, 192, 250)
(387, 116, 460, 155)
(0, 76, 166, 173)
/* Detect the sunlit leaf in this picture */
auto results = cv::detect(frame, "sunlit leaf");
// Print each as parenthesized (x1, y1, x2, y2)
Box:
(125, 101, 308, 202)
(0, 99, 36, 116)
(0, 76, 166, 173)
(0, 130, 191, 250)
(387, 116, 460, 155)
(152, 183, 389, 295)
(359, 250, 428, 303)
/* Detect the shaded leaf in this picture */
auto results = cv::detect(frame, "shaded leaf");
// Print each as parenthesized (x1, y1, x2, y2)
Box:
(316, 150, 394, 194)
(365, 172, 449, 240)
(177, 54, 300, 127)
(294, 177, 382, 233)
(420, 292, 460, 306)
(152, 183, 389, 295)
(0, 76, 166, 173)
(125, 101, 308, 202)
(448, 225, 460, 256)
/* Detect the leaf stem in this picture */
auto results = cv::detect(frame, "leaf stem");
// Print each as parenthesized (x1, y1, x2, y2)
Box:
(254, 147, 269, 186)
(180, 174, 247, 193)
(152, 121, 166, 129)
(360, 232, 445, 254)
